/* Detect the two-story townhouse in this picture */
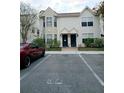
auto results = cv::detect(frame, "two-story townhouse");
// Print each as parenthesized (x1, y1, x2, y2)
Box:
(24, 7, 103, 47)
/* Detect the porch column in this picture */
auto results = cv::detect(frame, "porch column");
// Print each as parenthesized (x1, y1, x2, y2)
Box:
(68, 34, 71, 47)
(76, 34, 78, 47)
(60, 34, 62, 47)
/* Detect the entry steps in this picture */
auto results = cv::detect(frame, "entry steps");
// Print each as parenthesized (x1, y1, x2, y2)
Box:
(62, 47, 78, 51)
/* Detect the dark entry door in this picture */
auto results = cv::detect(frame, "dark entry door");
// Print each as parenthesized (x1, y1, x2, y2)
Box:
(62, 34, 68, 47)
(71, 34, 76, 47)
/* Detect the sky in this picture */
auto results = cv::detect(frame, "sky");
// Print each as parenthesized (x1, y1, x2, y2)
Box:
(21, 0, 103, 13)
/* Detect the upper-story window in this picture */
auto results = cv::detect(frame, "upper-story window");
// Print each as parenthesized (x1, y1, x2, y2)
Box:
(46, 17, 52, 27)
(82, 22, 87, 26)
(43, 17, 45, 27)
(88, 22, 93, 26)
(54, 17, 57, 27)
(81, 17, 93, 27)
(87, 17, 93, 26)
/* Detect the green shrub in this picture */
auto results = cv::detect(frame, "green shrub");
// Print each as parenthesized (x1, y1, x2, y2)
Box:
(82, 38, 94, 47)
(53, 39, 60, 48)
(94, 38, 104, 48)
(89, 43, 97, 48)
(47, 39, 60, 48)
(32, 37, 45, 47)
(82, 38, 104, 48)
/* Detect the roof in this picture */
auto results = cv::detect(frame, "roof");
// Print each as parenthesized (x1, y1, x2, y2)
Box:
(39, 10, 45, 14)
(41, 7, 57, 16)
(57, 12, 80, 17)
(80, 7, 96, 16)
(39, 7, 96, 17)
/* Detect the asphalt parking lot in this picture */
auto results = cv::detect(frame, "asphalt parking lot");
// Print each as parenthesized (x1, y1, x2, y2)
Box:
(20, 54, 104, 93)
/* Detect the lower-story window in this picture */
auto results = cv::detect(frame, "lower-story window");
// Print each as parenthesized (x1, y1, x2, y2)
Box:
(82, 33, 94, 38)
(82, 33, 94, 43)
(37, 30, 39, 36)
(32, 28, 35, 33)
(54, 34, 57, 40)
(47, 34, 52, 43)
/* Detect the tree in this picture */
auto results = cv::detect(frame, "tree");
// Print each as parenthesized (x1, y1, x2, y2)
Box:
(20, 2, 37, 43)
(93, 1, 104, 17)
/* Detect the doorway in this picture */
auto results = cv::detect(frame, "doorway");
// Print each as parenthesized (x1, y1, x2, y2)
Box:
(71, 34, 76, 47)
(62, 34, 68, 47)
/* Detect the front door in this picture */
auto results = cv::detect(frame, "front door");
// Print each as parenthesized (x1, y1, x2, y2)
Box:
(62, 34, 68, 47)
(71, 34, 76, 47)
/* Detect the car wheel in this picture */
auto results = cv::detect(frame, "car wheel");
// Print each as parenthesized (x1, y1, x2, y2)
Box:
(41, 51, 45, 57)
(24, 56, 31, 68)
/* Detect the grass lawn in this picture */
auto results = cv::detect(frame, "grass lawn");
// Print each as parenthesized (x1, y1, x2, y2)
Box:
(46, 47, 62, 51)
(78, 47, 104, 51)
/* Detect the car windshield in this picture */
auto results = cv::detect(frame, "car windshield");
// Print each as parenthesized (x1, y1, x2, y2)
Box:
(20, 43, 26, 48)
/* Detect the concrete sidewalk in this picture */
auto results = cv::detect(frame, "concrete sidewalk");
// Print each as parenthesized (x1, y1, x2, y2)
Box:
(46, 51, 104, 54)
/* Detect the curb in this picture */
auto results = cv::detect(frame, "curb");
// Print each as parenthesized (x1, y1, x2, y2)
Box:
(46, 51, 104, 54)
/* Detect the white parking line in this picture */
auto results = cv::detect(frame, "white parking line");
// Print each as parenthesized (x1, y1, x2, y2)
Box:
(20, 55, 51, 81)
(79, 54, 104, 87)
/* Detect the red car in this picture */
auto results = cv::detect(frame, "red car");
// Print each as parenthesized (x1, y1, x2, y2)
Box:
(20, 43, 45, 68)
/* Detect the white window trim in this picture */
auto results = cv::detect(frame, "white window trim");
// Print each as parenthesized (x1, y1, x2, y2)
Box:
(82, 17, 93, 27)
(46, 17, 52, 27)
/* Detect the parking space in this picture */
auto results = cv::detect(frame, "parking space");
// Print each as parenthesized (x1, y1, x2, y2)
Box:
(20, 54, 49, 78)
(20, 54, 104, 93)
(81, 54, 104, 81)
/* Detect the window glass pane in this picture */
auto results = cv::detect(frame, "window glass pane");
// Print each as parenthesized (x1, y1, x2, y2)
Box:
(47, 34, 52, 39)
(54, 17, 57, 27)
(88, 22, 93, 26)
(88, 33, 94, 38)
(54, 34, 57, 40)
(82, 17, 93, 27)
(47, 34, 52, 43)
(32, 28, 35, 33)
(54, 17, 57, 22)
(82, 33, 94, 38)
(82, 22, 87, 26)
(46, 17, 52, 27)
(30, 43, 36, 48)
(37, 30, 39, 36)
(32, 29, 34, 33)
(82, 33, 88, 38)
(54, 22, 57, 27)
(43, 17, 45, 27)
(43, 22, 45, 27)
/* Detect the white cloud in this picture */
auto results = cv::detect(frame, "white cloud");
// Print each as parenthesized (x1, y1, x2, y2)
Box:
(21, 0, 103, 12)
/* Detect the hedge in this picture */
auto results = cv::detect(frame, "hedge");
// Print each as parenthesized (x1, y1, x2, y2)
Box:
(82, 38, 104, 48)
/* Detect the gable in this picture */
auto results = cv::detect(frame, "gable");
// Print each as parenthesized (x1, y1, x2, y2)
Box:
(60, 28, 78, 34)
(42, 7, 57, 16)
(80, 7, 95, 17)
(69, 28, 79, 33)
(60, 28, 69, 34)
